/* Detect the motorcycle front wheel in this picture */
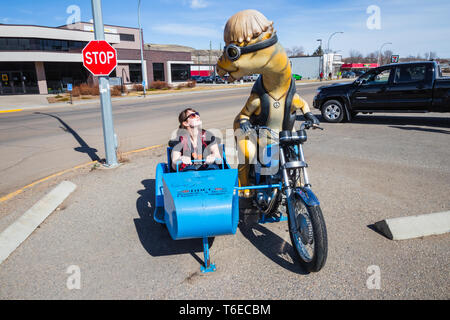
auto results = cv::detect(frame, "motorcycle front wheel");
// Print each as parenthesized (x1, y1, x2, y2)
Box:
(287, 193, 328, 272)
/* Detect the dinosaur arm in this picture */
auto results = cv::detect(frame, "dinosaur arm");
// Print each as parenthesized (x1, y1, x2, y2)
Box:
(291, 93, 311, 114)
(238, 93, 261, 122)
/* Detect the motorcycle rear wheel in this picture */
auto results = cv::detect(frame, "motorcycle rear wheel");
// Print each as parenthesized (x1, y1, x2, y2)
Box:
(288, 194, 328, 272)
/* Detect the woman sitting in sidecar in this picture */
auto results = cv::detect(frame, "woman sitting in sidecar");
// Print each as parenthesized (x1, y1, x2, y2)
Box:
(171, 108, 222, 172)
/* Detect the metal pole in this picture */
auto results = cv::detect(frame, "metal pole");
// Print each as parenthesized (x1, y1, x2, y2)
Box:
(326, 32, 343, 78)
(91, 0, 118, 167)
(138, 0, 146, 97)
(316, 39, 322, 78)
(209, 40, 213, 81)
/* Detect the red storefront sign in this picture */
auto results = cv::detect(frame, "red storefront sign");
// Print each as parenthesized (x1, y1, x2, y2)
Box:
(341, 63, 379, 69)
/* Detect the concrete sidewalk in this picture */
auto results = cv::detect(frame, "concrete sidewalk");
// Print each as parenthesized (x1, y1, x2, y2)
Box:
(0, 94, 51, 112)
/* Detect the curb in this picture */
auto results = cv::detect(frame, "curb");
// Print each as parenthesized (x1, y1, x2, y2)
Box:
(374, 211, 450, 240)
(0, 144, 164, 204)
(0, 181, 77, 265)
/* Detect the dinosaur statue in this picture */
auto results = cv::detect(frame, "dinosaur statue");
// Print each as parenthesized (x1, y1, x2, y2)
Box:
(216, 9, 319, 196)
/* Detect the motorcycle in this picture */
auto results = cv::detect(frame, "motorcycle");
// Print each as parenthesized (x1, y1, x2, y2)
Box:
(238, 121, 328, 272)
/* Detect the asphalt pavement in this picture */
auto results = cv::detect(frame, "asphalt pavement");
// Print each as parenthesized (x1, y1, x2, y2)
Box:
(0, 81, 333, 198)
(0, 105, 448, 299)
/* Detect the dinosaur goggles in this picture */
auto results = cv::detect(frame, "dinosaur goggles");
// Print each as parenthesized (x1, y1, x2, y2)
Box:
(224, 34, 278, 61)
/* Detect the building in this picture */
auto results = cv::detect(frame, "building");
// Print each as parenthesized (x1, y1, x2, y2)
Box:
(289, 53, 343, 80)
(0, 22, 192, 95)
(323, 53, 343, 77)
(290, 56, 322, 80)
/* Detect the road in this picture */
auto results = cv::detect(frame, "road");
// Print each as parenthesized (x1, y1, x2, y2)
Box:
(0, 82, 449, 299)
(0, 82, 321, 198)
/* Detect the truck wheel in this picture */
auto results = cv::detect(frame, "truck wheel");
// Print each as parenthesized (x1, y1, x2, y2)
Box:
(321, 100, 345, 123)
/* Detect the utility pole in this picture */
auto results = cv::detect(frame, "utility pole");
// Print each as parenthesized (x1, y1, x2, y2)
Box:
(209, 40, 214, 82)
(91, 0, 118, 167)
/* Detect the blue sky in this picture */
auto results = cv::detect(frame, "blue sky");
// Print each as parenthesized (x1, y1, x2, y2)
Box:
(1, 0, 449, 58)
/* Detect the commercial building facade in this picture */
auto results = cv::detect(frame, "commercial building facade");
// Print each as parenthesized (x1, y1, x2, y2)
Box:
(290, 53, 343, 80)
(0, 22, 192, 95)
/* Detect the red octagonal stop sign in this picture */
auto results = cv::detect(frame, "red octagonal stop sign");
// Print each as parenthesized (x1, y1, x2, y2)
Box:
(82, 40, 117, 76)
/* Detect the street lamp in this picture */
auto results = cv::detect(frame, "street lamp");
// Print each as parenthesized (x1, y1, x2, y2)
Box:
(316, 39, 322, 50)
(138, 0, 146, 97)
(378, 42, 392, 66)
(326, 32, 343, 78)
(316, 39, 323, 77)
(327, 31, 343, 54)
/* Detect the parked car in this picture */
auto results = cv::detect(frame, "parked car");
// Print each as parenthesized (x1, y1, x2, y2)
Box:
(313, 61, 450, 123)
(342, 71, 356, 78)
(249, 74, 259, 81)
(190, 75, 202, 82)
(353, 70, 365, 76)
(202, 76, 215, 83)
(193, 76, 208, 83)
(213, 75, 225, 84)
(292, 73, 302, 80)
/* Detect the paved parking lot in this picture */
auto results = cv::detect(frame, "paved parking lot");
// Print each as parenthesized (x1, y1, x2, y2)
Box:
(0, 111, 448, 299)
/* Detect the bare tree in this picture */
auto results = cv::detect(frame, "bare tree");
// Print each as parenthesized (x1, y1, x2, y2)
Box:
(381, 49, 393, 65)
(286, 46, 305, 57)
(365, 51, 378, 63)
(424, 51, 438, 60)
(343, 49, 363, 63)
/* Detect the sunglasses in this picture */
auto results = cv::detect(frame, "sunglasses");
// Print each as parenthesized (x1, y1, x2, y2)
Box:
(184, 111, 200, 122)
(224, 34, 278, 61)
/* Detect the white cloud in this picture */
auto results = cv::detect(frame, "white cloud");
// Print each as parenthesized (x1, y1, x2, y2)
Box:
(190, 0, 208, 9)
(152, 23, 220, 38)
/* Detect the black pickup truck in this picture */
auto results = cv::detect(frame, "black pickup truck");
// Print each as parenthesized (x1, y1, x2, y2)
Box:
(313, 61, 450, 122)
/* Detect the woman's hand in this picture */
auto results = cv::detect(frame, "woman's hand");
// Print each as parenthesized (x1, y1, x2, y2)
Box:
(205, 154, 216, 164)
(180, 156, 192, 165)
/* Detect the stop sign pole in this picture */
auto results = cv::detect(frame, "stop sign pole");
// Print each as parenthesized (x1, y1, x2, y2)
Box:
(91, 0, 118, 167)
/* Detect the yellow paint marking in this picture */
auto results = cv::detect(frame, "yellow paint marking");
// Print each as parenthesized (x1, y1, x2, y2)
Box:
(0, 143, 164, 204)
(123, 144, 163, 155)
(0, 109, 23, 114)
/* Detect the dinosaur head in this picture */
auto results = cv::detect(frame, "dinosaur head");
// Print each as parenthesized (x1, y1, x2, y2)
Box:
(216, 9, 285, 82)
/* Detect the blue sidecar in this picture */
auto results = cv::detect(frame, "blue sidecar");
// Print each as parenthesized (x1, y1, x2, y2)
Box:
(153, 143, 239, 273)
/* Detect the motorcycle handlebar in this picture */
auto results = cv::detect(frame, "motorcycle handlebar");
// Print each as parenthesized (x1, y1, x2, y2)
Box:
(253, 121, 323, 133)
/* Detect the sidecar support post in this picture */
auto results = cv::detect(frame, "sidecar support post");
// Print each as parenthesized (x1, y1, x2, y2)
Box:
(200, 237, 216, 273)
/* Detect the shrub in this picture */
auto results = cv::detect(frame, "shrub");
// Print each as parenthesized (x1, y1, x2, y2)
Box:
(133, 83, 143, 91)
(79, 83, 92, 95)
(150, 81, 169, 90)
(187, 80, 196, 88)
(71, 86, 81, 97)
(175, 83, 187, 90)
(110, 85, 122, 96)
(75, 83, 100, 96)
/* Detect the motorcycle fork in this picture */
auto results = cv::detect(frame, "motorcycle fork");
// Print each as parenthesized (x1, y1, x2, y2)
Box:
(279, 147, 298, 233)
(280, 146, 309, 236)
(297, 144, 310, 187)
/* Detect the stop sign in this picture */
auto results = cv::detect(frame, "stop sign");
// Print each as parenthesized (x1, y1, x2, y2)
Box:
(82, 41, 117, 76)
